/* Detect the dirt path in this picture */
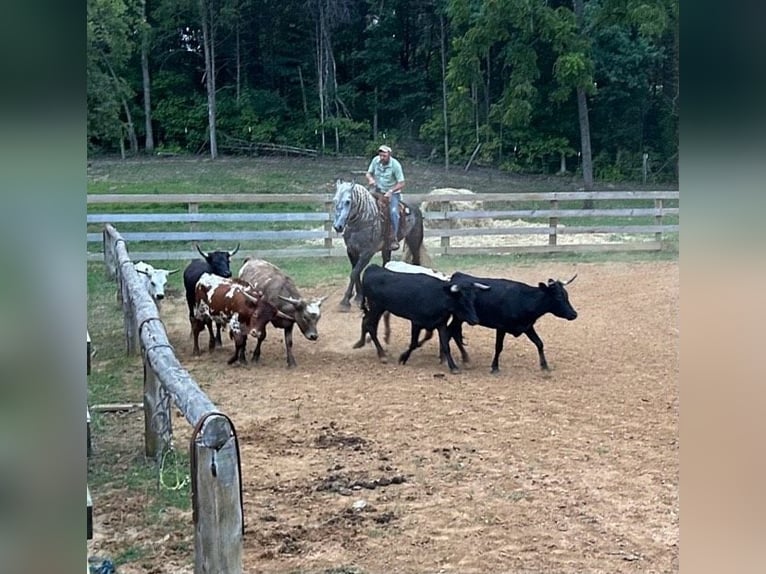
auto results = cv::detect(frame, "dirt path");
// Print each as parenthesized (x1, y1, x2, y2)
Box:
(94, 259, 679, 573)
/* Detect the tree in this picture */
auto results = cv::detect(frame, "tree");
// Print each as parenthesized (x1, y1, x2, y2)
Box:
(140, 0, 155, 152)
(87, 0, 140, 154)
(198, 0, 219, 158)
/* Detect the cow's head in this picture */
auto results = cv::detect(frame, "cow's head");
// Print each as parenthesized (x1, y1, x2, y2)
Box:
(278, 294, 328, 340)
(539, 274, 578, 320)
(196, 243, 240, 278)
(135, 261, 179, 301)
(242, 290, 282, 339)
(445, 278, 490, 326)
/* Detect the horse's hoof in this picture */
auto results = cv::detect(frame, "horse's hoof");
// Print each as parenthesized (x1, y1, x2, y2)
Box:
(352, 340, 365, 349)
(378, 355, 388, 364)
(450, 367, 461, 374)
(339, 302, 351, 313)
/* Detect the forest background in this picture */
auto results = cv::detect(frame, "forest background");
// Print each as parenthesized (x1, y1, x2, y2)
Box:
(87, 0, 678, 185)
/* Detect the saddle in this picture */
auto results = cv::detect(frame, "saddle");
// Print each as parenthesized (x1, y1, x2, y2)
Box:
(370, 188, 411, 241)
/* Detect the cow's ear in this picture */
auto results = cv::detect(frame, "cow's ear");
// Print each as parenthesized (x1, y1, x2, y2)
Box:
(538, 282, 549, 291)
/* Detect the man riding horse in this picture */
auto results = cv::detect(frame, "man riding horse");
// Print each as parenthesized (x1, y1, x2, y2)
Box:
(365, 144, 405, 251)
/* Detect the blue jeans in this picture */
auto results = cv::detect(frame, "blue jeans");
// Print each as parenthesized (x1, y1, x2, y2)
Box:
(389, 192, 401, 239)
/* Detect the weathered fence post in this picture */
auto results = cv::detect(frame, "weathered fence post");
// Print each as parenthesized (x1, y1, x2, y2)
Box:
(549, 199, 559, 247)
(655, 198, 664, 245)
(440, 200, 451, 255)
(189, 201, 199, 242)
(324, 200, 334, 251)
(141, 318, 173, 459)
(192, 414, 243, 574)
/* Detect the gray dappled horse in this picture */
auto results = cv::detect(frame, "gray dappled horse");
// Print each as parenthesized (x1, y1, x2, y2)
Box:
(332, 179, 428, 310)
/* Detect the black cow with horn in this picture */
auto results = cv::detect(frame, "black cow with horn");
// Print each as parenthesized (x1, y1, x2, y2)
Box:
(447, 272, 579, 374)
(183, 242, 240, 346)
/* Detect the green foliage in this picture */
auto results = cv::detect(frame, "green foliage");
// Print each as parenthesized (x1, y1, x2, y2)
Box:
(84, 0, 678, 185)
(87, 0, 139, 150)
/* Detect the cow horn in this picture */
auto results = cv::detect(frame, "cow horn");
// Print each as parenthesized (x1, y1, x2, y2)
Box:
(449, 283, 461, 293)
(278, 295, 303, 306)
(276, 310, 293, 321)
(196, 244, 209, 259)
(473, 282, 490, 290)
(563, 274, 578, 286)
(316, 295, 329, 305)
(229, 242, 241, 257)
(136, 269, 149, 276)
(242, 291, 261, 304)
(166, 268, 179, 275)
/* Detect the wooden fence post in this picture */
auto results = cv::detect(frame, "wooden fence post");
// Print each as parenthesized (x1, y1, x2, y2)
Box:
(192, 415, 243, 574)
(440, 201, 451, 255)
(549, 199, 559, 246)
(655, 198, 664, 245)
(143, 355, 172, 459)
(189, 202, 199, 243)
(324, 201, 334, 251)
(121, 267, 138, 356)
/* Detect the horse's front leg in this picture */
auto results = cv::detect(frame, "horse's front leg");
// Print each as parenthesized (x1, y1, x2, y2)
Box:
(339, 250, 360, 311)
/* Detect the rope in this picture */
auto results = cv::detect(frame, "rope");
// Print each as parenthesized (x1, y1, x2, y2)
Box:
(159, 447, 189, 491)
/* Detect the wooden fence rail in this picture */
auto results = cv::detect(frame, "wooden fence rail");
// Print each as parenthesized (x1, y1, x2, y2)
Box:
(88, 191, 679, 261)
(102, 224, 243, 573)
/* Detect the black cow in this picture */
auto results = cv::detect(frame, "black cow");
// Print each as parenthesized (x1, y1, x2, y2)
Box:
(183, 243, 240, 345)
(447, 272, 578, 374)
(353, 263, 489, 373)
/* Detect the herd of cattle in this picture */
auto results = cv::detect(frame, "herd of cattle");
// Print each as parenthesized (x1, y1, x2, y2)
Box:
(133, 244, 579, 374)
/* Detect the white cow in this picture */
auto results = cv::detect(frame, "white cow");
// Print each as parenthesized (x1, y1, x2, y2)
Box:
(134, 261, 179, 310)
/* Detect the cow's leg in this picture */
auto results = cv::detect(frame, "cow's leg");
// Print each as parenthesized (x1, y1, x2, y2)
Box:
(383, 311, 391, 344)
(436, 324, 460, 374)
(353, 308, 369, 348)
(355, 308, 386, 361)
(491, 330, 507, 374)
(447, 320, 472, 365)
(397, 323, 422, 365)
(283, 323, 297, 368)
(525, 327, 548, 370)
(228, 336, 247, 366)
(214, 323, 223, 347)
(191, 319, 204, 356)
(206, 320, 216, 351)
(251, 328, 266, 363)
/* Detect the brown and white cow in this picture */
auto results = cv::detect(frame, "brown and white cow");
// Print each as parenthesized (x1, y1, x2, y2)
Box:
(237, 258, 327, 368)
(192, 273, 285, 365)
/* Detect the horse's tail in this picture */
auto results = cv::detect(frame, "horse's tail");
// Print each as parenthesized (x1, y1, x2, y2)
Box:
(403, 205, 432, 267)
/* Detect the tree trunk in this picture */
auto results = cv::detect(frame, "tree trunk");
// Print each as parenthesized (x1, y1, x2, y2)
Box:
(440, 14, 449, 171)
(298, 66, 308, 124)
(235, 15, 241, 105)
(100, 50, 138, 154)
(199, 0, 218, 159)
(140, 0, 154, 153)
(573, 0, 594, 207)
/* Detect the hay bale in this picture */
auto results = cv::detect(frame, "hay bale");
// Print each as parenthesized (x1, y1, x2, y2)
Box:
(420, 188, 492, 228)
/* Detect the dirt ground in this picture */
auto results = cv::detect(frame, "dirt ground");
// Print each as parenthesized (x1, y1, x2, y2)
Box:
(90, 259, 678, 573)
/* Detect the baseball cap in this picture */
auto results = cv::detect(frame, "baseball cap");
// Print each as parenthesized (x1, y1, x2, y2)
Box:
(378, 145, 392, 153)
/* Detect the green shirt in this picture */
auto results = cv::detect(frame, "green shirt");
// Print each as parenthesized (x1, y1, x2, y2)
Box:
(367, 156, 405, 192)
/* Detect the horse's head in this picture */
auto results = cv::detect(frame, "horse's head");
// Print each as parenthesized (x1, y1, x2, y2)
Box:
(332, 179, 355, 233)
